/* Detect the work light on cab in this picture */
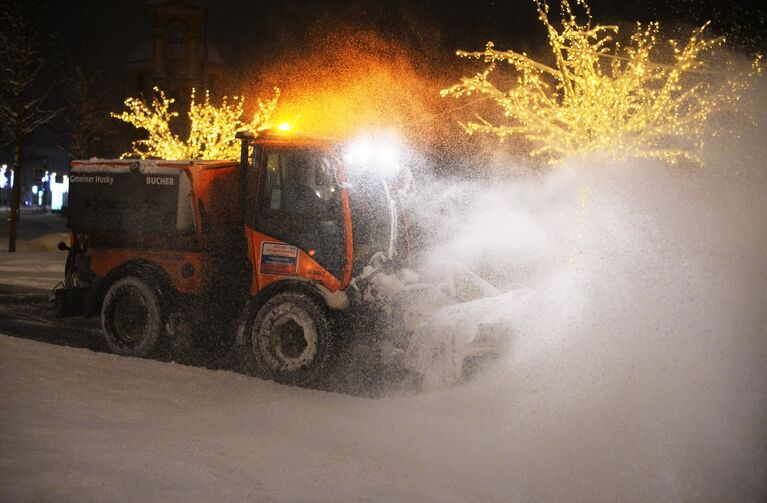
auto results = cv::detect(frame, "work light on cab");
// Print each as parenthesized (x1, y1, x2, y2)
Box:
(343, 134, 402, 176)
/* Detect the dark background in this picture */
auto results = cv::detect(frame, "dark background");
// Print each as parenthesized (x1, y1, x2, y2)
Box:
(37, 0, 764, 72)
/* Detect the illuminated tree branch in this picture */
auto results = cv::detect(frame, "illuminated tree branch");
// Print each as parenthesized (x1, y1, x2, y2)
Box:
(442, 0, 763, 165)
(112, 87, 280, 160)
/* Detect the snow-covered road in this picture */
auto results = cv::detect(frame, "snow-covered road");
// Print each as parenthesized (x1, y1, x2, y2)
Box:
(2, 316, 765, 502)
(0, 334, 514, 502)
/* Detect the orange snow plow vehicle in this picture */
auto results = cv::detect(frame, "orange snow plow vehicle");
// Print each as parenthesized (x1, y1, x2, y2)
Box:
(55, 131, 407, 384)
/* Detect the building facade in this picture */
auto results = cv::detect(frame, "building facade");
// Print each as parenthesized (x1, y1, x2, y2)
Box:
(125, 0, 226, 99)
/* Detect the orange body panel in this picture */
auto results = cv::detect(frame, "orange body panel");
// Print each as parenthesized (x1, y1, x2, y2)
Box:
(246, 229, 345, 294)
(88, 248, 207, 294)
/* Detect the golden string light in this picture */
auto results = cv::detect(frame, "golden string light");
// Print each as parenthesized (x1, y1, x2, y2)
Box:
(111, 87, 280, 160)
(441, 0, 763, 165)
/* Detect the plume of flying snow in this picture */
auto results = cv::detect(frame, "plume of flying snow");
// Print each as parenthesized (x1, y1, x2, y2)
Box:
(398, 70, 767, 500)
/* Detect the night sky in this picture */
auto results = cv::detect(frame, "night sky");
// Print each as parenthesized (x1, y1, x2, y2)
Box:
(35, 0, 766, 84)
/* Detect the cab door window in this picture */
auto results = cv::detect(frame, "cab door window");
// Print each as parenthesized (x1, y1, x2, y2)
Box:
(255, 148, 345, 279)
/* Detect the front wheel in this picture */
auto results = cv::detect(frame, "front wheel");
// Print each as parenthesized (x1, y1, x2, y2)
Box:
(240, 292, 334, 385)
(101, 276, 165, 357)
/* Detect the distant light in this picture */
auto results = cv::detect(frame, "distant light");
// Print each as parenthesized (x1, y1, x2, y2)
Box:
(0, 166, 13, 190)
(277, 123, 292, 131)
(50, 174, 69, 211)
(32, 185, 38, 194)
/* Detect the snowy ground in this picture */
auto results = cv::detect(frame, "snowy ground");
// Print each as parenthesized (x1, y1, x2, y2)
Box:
(3, 321, 760, 503)
(2, 335, 458, 502)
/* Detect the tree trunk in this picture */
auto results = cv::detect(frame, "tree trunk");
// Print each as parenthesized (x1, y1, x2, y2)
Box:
(8, 140, 22, 253)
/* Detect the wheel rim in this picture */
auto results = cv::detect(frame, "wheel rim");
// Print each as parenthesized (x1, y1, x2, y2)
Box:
(256, 302, 318, 372)
(111, 288, 149, 348)
(272, 318, 308, 359)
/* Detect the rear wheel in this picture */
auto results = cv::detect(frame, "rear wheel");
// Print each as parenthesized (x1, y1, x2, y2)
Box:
(101, 276, 164, 357)
(240, 292, 334, 385)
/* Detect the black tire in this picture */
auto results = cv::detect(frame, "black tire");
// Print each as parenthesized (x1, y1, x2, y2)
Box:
(101, 276, 165, 357)
(240, 292, 334, 385)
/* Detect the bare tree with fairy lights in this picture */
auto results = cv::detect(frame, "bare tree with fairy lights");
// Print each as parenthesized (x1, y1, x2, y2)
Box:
(111, 87, 280, 160)
(442, 0, 763, 165)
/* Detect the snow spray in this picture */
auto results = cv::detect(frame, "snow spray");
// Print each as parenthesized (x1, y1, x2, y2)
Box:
(396, 76, 767, 500)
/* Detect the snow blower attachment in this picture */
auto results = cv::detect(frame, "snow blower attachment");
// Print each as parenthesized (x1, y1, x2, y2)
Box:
(55, 130, 507, 387)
